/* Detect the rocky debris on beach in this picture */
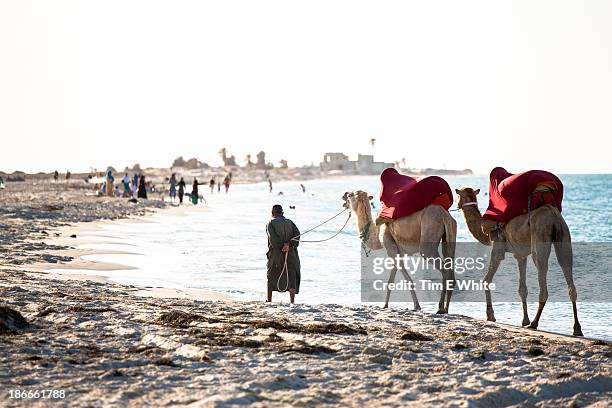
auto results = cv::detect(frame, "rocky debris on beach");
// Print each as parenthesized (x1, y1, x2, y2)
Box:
(0, 269, 610, 407)
(0, 305, 29, 333)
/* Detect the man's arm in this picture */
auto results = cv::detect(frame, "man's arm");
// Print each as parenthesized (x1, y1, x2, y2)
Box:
(266, 221, 285, 250)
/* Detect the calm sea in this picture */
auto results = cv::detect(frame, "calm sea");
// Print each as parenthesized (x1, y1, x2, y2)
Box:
(51, 174, 611, 339)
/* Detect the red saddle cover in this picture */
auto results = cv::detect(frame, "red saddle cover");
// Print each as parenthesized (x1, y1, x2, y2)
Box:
(378, 168, 453, 219)
(483, 167, 563, 223)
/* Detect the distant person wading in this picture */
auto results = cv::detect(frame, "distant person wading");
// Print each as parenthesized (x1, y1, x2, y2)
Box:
(223, 175, 231, 193)
(177, 177, 186, 204)
(191, 178, 204, 205)
(266, 205, 300, 303)
(169, 173, 177, 202)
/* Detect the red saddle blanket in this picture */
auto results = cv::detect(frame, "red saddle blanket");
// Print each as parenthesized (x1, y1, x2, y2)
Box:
(378, 168, 453, 219)
(483, 167, 563, 223)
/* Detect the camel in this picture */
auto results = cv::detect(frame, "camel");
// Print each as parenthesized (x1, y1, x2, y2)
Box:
(455, 187, 583, 336)
(342, 191, 457, 313)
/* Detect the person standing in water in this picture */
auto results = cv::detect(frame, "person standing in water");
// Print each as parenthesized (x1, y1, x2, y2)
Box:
(169, 173, 177, 202)
(266, 204, 300, 303)
(177, 177, 186, 204)
(191, 178, 205, 205)
(223, 175, 231, 193)
(268, 178, 273, 193)
(209, 177, 215, 194)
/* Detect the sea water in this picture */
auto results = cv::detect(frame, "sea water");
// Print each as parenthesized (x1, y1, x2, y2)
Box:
(52, 174, 611, 339)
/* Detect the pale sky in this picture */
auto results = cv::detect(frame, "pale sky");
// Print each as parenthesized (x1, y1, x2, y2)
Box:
(0, 1, 610, 174)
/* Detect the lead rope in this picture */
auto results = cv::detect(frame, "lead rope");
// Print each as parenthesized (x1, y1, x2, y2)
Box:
(292, 211, 352, 243)
(276, 208, 351, 292)
(277, 251, 290, 292)
(290, 208, 350, 243)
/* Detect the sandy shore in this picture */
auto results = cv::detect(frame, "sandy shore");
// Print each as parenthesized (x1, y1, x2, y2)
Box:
(1, 182, 611, 407)
(1, 268, 611, 407)
(0, 181, 226, 302)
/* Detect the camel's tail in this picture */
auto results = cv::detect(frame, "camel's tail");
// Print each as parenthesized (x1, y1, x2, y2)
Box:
(441, 211, 457, 261)
(551, 207, 576, 300)
(551, 207, 565, 243)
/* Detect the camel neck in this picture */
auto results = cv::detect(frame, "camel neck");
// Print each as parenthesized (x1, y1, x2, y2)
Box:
(461, 205, 492, 246)
(354, 204, 383, 250)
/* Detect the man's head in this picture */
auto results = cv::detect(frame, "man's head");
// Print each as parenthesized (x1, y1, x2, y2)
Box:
(272, 204, 283, 217)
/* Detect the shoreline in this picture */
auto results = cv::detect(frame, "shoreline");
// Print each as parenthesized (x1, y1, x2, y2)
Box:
(9, 174, 389, 303)
(20, 208, 608, 344)
(22, 203, 230, 303)
(13, 182, 609, 341)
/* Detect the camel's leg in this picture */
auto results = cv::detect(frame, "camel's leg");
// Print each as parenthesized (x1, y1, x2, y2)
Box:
(381, 229, 421, 310)
(440, 215, 457, 313)
(383, 267, 397, 309)
(437, 270, 447, 314)
(529, 240, 552, 330)
(484, 241, 505, 322)
(420, 243, 448, 314)
(553, 222, 583, 336)
(399, 268, 421, 311)
(444, 266, 456, 314)
(515, 256, 530, 327)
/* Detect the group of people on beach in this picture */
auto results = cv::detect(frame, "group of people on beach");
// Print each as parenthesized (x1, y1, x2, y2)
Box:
(103, 169, 149, 199)
(82, 168, 234, 205)
(167, 173, 232, 205)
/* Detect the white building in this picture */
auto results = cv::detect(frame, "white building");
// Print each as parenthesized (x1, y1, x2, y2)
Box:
(321, 152, 394, 174)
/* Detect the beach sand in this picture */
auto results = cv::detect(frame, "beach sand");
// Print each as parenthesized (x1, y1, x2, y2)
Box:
(1, 181, 610, 407)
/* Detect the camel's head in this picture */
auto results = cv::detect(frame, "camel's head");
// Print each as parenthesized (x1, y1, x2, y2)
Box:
(342, 191, 372, 212)
(455, 187, 480, 210)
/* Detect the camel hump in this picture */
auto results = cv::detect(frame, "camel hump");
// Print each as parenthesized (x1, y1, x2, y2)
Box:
(375, 216, 392, 226)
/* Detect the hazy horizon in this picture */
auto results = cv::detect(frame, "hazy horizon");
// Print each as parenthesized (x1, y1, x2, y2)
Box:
(1, 1, 610, 174)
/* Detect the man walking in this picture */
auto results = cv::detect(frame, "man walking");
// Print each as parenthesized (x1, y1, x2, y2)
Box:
(266, 204, 300, 303)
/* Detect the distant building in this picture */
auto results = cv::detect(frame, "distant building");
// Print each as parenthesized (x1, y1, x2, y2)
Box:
(321, 153, 352, 171)
(320, 152, 394, 174)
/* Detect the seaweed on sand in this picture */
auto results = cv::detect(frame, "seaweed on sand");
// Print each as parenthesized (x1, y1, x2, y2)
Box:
(250, 319, 367, 335)
(400, 330, 433, 341)
(158, 310, 205, 327)
(158, 310, 368, 336)
(278, 340, 336, 355)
